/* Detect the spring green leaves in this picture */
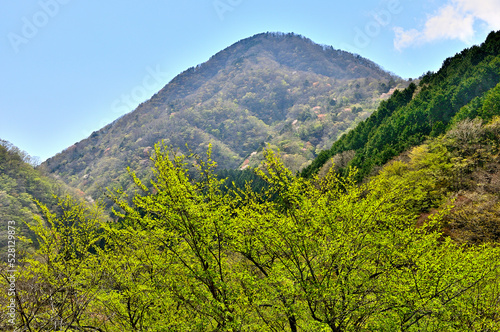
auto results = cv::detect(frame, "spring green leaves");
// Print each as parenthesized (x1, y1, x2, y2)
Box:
(4, 143, 500, 331)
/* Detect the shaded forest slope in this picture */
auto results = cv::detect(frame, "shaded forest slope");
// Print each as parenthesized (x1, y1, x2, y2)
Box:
(0, 140, 80, 258)
(302, 31, 500, 180)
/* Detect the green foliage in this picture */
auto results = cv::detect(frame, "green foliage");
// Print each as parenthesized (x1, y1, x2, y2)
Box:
(216, 168, 268, 193)
(452, 81, 500, 123)
(374, 116, 500, 245)
(6, 144, 499, 331)
(6, 30, 500, 331)
(42, 32, 406, 205)
(0, 196, 106, 331)
(303, 30, 500, 180)
(375, 142, 452, 213)
(0, 140, 75, 260)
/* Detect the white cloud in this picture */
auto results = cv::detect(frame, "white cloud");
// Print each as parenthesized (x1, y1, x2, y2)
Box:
(393, 0, 500, 51)
(393, 27, 421, 51)
(457, 0, 500, 30)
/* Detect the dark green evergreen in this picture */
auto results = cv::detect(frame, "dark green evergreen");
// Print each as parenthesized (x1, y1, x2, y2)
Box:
(302, 30, 500, 179)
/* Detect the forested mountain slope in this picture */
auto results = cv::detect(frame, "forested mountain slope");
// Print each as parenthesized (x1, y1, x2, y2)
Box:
(372, 116, 500, 245)
(6, 137, 500, 331)
(42, 32, 405, 202)
(302, 30, 500, 179)
(4, 32, 500, 332)
(0, 140, 78, 259)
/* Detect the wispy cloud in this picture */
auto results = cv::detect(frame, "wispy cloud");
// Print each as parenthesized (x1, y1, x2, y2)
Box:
(394, 0, 500, 51)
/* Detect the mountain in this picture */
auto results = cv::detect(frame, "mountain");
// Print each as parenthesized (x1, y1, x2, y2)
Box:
(42, 32, 406, 202)
(300, 30, 500, 245)
(302, 30, 500, 180)
(8, 33, 500, 331)
(0, 140, 79, 259)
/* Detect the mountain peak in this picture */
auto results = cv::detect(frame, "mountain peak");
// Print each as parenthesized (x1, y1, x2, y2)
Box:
(44, 32, 404, 202)
(143, 32, 397, 112)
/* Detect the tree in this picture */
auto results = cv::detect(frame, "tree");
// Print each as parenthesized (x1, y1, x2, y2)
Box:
(2, 196, 106, 331)
(231, 149, 500, 331)
(108, 143, 248, 331)
(7, 143, 500, 331)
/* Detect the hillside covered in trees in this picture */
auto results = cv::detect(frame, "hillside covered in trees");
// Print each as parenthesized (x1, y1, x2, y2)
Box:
(2, 140, 499, 331)
(42, 32, 406, 204)
(0, 140, 80, 259)
(2, 31, 500, 331)
(302, 31, 500, 180)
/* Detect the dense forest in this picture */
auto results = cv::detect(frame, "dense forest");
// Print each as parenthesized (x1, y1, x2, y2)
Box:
(1, 31, 500, 331)
(1, 140, 499, 331)
(302, 31, 500, 180)
(0, 140, 80, 259)
(42, 32, 407, 206)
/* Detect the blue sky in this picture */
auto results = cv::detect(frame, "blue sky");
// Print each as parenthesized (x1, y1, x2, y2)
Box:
(1, 0, 499, 161)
